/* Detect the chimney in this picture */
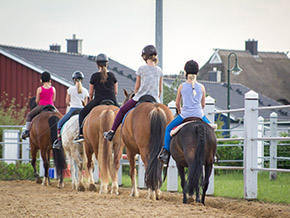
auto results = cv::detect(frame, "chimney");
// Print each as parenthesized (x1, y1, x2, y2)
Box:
(246, 39, 258, 56)
(66, 34, 83, 54)
(49, 44, 61, 52)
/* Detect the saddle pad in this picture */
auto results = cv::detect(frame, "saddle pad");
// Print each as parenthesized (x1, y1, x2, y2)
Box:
(170, 121, 196, 137)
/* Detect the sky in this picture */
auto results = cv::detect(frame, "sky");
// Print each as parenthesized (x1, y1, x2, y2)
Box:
(1, 0, 290, 75)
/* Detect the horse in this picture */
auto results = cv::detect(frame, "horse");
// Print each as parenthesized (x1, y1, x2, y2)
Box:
(61, 114, 87, 191)
(169, 119, 217, 205)
(28, 98, 67, 187)
(121, 90, 174, 200)
(83, 103, 124, 194)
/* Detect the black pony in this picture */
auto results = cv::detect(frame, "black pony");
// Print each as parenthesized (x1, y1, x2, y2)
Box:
(170, 120, 217, 205)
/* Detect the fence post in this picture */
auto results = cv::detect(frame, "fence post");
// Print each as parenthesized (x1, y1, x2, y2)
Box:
(39, 151, 44, 177)
(21, 127, 30, 164)
(257, 116, 264, 168)
(167, 100, 178, 191)
(3, 129, 20, 164)
(243, 90, 258, 200)
(204, 96, 216, 195)
(118, 160, 123, 186)
(269, 112, 278, 180)
(93, 156, 99, 183)
(138, 155, 146, 188)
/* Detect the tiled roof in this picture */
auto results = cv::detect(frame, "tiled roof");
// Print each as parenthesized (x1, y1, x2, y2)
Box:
(163, 77, 290, 121)
(0, 44, 136, 103)
(198, 49, 290, 104)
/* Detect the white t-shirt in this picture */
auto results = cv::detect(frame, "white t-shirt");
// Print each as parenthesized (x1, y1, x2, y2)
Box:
(133, 65, 163, 103)
(67, 86, 89, 108)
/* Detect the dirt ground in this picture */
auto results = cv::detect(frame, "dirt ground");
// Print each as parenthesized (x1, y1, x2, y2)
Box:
(0, 180, 289, 218)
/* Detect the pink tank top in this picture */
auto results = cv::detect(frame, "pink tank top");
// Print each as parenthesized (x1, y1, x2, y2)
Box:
(39, 86, 54, 105)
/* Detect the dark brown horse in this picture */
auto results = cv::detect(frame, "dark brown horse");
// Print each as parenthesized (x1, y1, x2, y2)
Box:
(28, 98, 66, 187)
(170, 120, 217, 205)
(121, 91, 174, 200)
(83, 104, 124, 194)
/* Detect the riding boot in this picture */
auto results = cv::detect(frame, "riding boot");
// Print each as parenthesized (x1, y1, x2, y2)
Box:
(53, 128, 62, 149)
(158, 147, 170, 165)
(104, 130, 115, 141)
(74, 127, 85, 143)
(21, 122, 30, 140)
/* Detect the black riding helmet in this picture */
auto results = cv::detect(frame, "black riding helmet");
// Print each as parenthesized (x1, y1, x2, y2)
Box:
(41, 71, 51, 82)
(142, 45, 157, 60)
(184, 60, 199, 75)
(72, 71, 84, 80)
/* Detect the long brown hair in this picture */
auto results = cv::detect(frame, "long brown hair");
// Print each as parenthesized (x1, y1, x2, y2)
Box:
(97, 61, 108, 83)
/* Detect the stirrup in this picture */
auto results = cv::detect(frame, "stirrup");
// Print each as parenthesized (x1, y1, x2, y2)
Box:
(73, 136, 84, 144)
(158, 148, 170, 165)
(53, 139, 62, 149)
(104, 130, 115, 141)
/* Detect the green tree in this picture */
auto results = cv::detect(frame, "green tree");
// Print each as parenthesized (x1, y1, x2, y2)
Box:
(163, 71, 183, 105)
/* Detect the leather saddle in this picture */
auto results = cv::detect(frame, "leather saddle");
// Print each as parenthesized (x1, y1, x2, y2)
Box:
(136, 95, 156, 106)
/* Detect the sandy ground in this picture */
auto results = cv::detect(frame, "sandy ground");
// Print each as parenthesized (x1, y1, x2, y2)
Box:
(0, 180, 289, 218)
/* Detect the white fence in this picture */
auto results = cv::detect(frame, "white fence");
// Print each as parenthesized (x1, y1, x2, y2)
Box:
(1, 90, 290, 200)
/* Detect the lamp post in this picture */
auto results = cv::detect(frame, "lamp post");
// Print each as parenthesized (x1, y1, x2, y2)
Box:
(227, 52, 242, 133)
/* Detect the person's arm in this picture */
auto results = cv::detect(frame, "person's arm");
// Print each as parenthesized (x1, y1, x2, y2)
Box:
(65, 93, 70, 106)
(52, 87, 56, 103)
(89, 84, 94, 100)
(35, 87, 41, 104)
(159, 77, 163, 97)
(134, 76, 141, 93)
(175, 84, 182, 114)
(201, 84, 206, 109)
(83, 96, 89, 106)
(114, 82, 118, 95)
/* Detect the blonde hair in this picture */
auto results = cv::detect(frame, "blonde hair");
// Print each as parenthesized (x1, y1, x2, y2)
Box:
(187, 74, 197, 97)
(75, 79, 83, 94)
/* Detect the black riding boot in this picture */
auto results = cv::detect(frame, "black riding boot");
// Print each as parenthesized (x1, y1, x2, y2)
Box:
(158, 147, 170, 164)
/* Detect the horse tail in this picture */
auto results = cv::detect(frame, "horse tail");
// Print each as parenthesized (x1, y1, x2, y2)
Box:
(186, 123, 206, 196)
(99, 109, 114, 181)
(145, 106, 166, 191)
(49, 116, 67, 177)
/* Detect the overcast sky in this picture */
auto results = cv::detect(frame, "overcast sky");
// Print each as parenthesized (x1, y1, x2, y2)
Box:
(1, 0, 289, 75)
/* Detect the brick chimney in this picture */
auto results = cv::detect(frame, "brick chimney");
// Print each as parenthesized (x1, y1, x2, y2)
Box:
(246, 39, 258, 56)
(49, 44, 61, 52)
(66, 34, 83, 54)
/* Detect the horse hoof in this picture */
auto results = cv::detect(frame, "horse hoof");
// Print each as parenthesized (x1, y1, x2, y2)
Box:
(36, 178, 42, 184)
(77, 184, 85, 192)
(88, 184, 97, 192)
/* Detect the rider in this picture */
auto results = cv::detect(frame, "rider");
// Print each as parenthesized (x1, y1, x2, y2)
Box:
(53, 71, 89, 149)
(158, 60, 216, 164)
(22, 71, 56, 139)
(104, 45, 163, 141)
(74, 53, 119, 143)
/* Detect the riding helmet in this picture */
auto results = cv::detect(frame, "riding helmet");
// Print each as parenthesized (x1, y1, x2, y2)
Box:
(41, 71, 51, 82)
(142, 45, 157, 59)
(184, 60, 199, 75)
(72, 71, 84, 80)
(96, 53, 108, 62)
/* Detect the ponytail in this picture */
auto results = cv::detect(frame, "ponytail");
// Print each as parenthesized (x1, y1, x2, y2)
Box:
(188, 74, 197, 97)
(97, 61, 108, 83)
(143, 54, 158, 65)
(75, 79, 83, 94)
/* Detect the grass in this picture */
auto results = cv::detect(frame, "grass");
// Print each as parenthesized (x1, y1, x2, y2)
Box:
(120, 170, 290, 204)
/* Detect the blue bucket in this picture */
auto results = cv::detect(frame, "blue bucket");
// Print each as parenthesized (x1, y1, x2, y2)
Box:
(49, 168, 55, 179)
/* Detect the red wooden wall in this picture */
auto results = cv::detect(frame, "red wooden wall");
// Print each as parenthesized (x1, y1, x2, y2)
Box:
(0, 54, 67, 116)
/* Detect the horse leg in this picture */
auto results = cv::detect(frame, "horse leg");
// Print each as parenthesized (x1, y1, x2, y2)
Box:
(67, 153, 76, 190)
(41, 149, 50, 186)
(177, 164, 188, 204)
(86, 149, 97, 192)
(128, 151, 139, 197)
(110, 142, 123, 195)
(201, 164, 212, 205)
(31, 144, 42, 184)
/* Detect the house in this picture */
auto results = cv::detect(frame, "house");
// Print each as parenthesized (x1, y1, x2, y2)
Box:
(198, 39, 290, 105)
(0, 35, 137, 114)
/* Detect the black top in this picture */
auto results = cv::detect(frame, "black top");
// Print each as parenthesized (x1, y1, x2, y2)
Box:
(90, 71, 118, 103)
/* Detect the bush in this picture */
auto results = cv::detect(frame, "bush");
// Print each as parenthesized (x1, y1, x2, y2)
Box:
(0, 161, 35, 180)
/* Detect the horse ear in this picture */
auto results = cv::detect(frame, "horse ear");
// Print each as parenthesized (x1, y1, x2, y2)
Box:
(123, 89, 128, 97)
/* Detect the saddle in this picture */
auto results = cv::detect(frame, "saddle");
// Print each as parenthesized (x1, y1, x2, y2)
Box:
(170, 117, 203, 137)
(136, 95, 156, 106)
(99, 99, 116, 106)
(42, 105, 57, 112)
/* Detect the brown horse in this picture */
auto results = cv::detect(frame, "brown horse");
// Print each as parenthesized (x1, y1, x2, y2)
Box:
(170, 120, 217, 205)
(121, 91, 174, 200)
(83, 104, 124, 194)
(29, 101, 66, 187)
